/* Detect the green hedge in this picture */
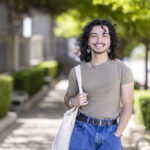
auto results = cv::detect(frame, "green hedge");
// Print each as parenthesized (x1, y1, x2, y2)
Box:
(12, 60, 58, 96)
(134, 90, 150, 130)
(0, 76, 13, 118)
(38, 60, 58, 79)
(13, 67, 44, 96)
(134, 81, 140, 90)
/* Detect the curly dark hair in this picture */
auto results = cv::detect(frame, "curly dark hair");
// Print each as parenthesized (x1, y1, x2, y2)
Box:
(76, 19, 119, 62)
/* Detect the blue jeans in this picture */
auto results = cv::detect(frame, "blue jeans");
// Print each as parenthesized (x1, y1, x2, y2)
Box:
(69, 113, 122, 150)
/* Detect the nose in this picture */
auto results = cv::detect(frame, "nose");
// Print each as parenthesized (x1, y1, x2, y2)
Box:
(96, 35, 104, 43)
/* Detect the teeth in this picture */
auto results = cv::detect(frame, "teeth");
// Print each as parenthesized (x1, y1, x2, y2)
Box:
(96, 44, 103, 46)
(95, 44, 104, 48)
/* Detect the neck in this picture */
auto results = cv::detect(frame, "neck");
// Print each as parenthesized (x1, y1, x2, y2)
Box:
(90, 51, 109, 65)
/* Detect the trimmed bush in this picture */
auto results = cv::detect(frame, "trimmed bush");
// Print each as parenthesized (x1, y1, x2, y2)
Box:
(0, 76, 13, 118)
(12, 60, 58, 96)
(134, 81, 140, 90)
(146, 103, 150, 129)
(13, 67, 44, 96)
(134, 90, 150, 130)
(38, 60, 58, 79)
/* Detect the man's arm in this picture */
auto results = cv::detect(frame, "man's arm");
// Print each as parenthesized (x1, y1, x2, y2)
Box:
(64, 92, 88, 108)
(116, 82, 134, 135)
(64, 92, 75, 108)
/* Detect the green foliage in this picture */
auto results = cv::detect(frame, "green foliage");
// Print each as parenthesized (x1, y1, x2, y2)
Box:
(55, 0, 124, 37)
(93, 0, 150, 14)
(0, 0, 74, 15)
(54, 10, 83, 37)
(92, 0, 150, 40)
(146, 103, 150, 129)
(0, 76, 13, 118)
(123, 40, 140, 57)
(134, 90, 150, 130)
(13, 67, 44, 96)
(38, 60, 59, 78)
(134, 81, 141, 90)
(12, 60, 59, 96)
(54, 0, 150, 59)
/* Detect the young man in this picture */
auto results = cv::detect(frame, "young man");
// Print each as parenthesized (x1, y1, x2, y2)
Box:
(64, 19, 134, 150)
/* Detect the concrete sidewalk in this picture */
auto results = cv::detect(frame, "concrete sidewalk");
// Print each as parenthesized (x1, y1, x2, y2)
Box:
(0, 80, 134, 150)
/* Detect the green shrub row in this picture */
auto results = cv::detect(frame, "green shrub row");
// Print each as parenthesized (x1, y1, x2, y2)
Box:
(0, 60, 59, 118)
(13, 60, 59, 96)
(134, 81, 141, 90)
(38, 60, 58, 78)
(0, 76, 13, 118)
(134, 90, 150, 130)
(13, 67, 44, 96)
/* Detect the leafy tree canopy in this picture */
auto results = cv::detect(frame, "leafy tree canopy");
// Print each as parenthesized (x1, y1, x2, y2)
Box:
(55, 0, 150, 41)
(0, 0, 75, 16)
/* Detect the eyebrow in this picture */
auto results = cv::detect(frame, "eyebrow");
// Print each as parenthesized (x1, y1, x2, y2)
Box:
(90, 32, 109, 35)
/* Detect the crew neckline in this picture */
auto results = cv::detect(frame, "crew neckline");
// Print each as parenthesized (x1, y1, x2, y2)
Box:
(86, 59, 111, 69)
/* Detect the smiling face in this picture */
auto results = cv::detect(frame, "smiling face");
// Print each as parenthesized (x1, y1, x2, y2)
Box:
(88, 25, 111, 54)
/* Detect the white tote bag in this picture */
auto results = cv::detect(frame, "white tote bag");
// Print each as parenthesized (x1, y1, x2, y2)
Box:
(51, 65, 83, 150)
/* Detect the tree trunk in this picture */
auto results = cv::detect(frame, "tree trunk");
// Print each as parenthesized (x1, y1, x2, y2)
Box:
(8, 2, 23, 35)
(117, 38, 127, 59)
(144, 43, 149, 89)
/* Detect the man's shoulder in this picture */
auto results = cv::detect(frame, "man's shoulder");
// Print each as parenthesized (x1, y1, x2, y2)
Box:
(113, 58, 122, 64)
(113, 59, 131, 72)
(112, 59, 126, 67)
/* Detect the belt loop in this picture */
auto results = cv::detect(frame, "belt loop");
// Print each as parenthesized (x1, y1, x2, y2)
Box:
(87, 116, 90, 124)
(107, 120, 111, 127)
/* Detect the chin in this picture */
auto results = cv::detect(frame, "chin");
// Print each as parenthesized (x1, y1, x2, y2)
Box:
(92, 51, 105, 54)
(93, 49, 106, 53)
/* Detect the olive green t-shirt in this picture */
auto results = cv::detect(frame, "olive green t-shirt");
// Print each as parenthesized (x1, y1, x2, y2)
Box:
(67, 58, 134, 119)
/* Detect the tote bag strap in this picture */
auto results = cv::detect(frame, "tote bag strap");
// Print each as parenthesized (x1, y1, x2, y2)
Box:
(75, 65, 83, 95)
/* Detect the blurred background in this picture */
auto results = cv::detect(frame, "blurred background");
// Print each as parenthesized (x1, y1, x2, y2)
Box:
(0, 0, 150, 150)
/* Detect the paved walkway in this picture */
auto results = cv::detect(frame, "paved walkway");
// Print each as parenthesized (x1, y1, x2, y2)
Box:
(0, 80, 135, 150)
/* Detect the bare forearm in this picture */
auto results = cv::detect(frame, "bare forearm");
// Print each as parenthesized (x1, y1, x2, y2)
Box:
(64, 94, 73, 108)
(116, 106, 132, 135)
(64, 92, 88, 108)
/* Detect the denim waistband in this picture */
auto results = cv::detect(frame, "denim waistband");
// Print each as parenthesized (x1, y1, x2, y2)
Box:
(77, 112, 119, 126)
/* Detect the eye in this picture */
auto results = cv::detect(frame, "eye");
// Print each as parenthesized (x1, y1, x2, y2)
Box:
(90, 35, 97, 38)
(103, 35, 109, 38)
(103, 34, 109, 37)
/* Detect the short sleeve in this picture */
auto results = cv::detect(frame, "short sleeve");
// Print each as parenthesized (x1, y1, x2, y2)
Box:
(120, 63, 134, 85)
(67, 67, 79, 96)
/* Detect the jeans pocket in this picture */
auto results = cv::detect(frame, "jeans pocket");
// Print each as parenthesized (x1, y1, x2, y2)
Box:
(75, 120, 86, 131)
(111, 124, 120, 138)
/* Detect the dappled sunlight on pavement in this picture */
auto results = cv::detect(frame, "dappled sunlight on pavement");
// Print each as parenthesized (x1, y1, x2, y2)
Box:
(0, 80, 134, 150)
(0, 117, 62, 150)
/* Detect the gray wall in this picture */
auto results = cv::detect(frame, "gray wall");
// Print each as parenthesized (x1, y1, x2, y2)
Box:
(0, 4, 9, 34)
(31, 9, 57, 60)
